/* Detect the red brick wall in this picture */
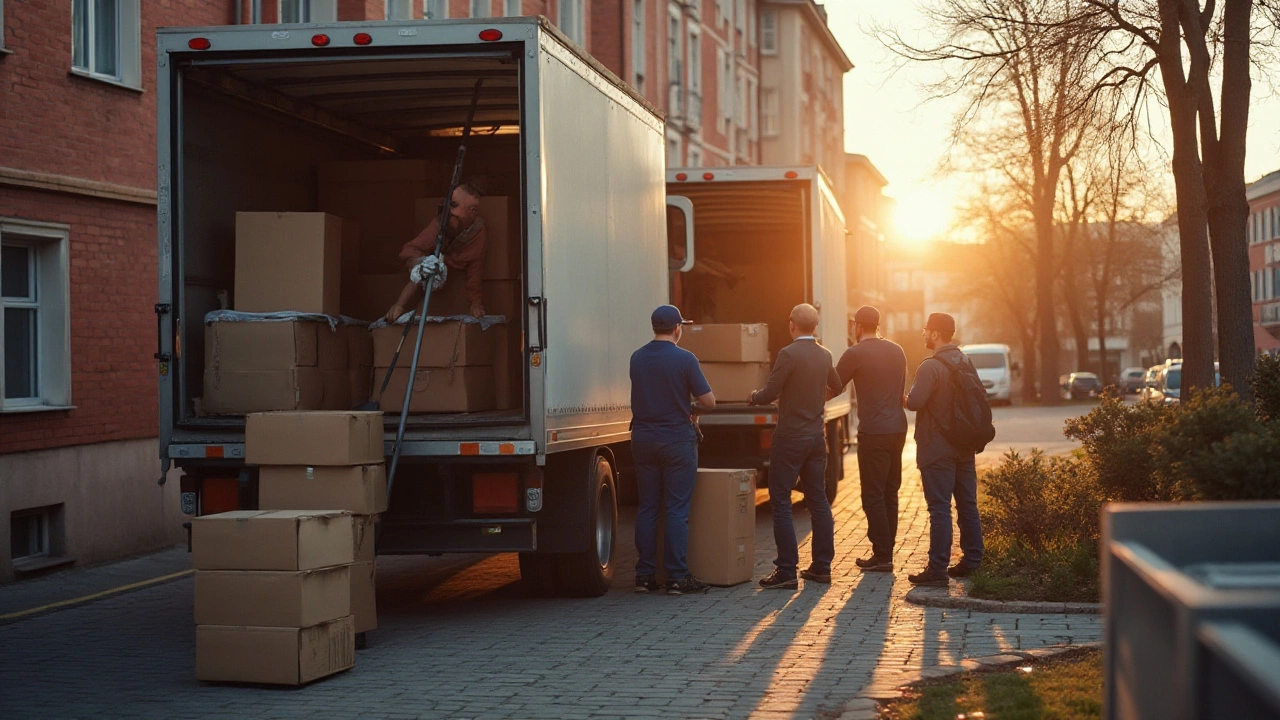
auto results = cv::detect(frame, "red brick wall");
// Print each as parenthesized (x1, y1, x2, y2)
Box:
(1, 2, 232, 454)
(590, 0, 623, 77)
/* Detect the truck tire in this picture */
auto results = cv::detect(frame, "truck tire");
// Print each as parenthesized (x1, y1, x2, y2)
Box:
(518, 552, 560, 597)
(555, 454, 618, 597)
(825, 420, 845, 504)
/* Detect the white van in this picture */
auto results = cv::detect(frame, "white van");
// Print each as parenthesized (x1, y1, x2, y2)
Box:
(960, 343, 1014, 405)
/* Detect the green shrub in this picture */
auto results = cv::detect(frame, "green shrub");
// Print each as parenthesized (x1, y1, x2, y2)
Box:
(981, 450, 1102, 553)
(1252, 352, 1280, 423)
(968, 536, 1100, 603)
(1063, 396, 1175, 501)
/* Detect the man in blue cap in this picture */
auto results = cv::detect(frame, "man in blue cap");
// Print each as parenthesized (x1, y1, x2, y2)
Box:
(630, 305, 717, 595)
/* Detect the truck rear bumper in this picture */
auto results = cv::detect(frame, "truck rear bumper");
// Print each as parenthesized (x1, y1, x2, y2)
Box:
(377, 518, 536, 554)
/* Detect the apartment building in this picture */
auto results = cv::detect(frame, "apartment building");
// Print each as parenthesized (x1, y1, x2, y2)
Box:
(1248, 169, 1280, 353)
(842, 154, 889, 319)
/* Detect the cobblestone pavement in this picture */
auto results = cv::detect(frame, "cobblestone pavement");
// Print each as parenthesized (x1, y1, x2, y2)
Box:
(0, 427, 1101, 719)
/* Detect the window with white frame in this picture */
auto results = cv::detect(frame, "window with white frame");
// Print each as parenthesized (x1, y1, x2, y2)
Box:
(735, 0, 744, 32)
(425, 0, 448, 18)
(1, 0, 7, 53)
(688, 146, 703, 166)
(1, 221, 71, 411)
(504, 0, 521, 16)
(714, 0, 724, 27)
(632, 0, 645, 92)
(761, 87, 778, 136)
(559, 0, 584, 44)
(71, 0, 140, 88)
(471, 0, 491, 17)
(278, 0, 337, 23)
(747, 0, 755, 47)
(760, 10, 776, 54)
(387, 0, 413, 19)
(747, 75, 758, 140)
(667, 135, 682, 167)
(668, 10, 682, 115)
(715, 47, 728, 134)
(734, 69, 746, 128)
(687, 27, 702, 127)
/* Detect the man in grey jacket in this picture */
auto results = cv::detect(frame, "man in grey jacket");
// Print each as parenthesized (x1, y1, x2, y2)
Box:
(904, 312, 984, 586)
(749, 304, 844, 589)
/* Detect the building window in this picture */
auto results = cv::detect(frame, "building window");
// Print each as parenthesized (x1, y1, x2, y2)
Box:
(278, 0, 337, 22)
(1, 0, 7, 53)
(668, 10, 682, 116)
(504, 0, 521, 16)
(1, 221, 71, 412)
(716, 47, 728, 134)
(747, 75, 758, 141)
(559, 0, 584, 45)
(760, 10, 776, 54)
(761, 87, 778, 137)
(688, 146, 703, 166)
(735, 0, 745, 32)
(425, 0, 448, 18)
(71, 0, 140, 88)
(387, 0, 413, 19)
(632, 0, 645, 92)
(10, 508, 50, 560)
(667, 136, 682, 167)
(471, 0, 491, 17)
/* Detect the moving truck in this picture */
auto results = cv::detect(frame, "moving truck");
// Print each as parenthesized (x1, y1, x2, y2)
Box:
(665, 167, 853, 501)
(155, 18, 671, 596)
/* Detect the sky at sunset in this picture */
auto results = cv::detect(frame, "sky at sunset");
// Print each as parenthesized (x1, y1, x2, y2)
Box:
(825, 1, 1280, 244)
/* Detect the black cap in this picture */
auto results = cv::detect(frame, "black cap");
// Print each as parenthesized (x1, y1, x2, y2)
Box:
(652, 305, 693, 331)
(854, 305, 880, 326)
(925, 312, 956, 336)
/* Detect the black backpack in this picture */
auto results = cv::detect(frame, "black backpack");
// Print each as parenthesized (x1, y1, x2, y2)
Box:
(931, 353, 996, 453)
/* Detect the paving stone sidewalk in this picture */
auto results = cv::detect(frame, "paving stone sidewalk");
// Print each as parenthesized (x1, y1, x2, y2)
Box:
(0, 437, 1101, 719)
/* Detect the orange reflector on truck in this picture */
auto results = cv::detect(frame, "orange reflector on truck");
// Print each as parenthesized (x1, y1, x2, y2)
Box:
(460, 443, 481, 456)
(760, 429, 774, 450)
(785, 170, 799, 179)
(473, 473, 520, 514)
(206, 445, 224, 458)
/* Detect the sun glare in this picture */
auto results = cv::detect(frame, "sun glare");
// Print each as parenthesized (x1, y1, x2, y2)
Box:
(893, 188, 955, 246)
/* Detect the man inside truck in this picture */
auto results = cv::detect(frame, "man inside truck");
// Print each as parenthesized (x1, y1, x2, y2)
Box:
(385, 177, 490, 322)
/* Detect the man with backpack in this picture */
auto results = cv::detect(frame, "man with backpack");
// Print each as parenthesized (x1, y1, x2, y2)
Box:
(904, 313, 993, 586)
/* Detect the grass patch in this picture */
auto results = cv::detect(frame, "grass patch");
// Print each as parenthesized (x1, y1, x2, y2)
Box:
(967, 537, 1100, 604)
(880, 648, 1103, 720)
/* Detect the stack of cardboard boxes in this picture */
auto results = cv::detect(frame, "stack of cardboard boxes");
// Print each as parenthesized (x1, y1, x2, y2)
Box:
(680, 324, 771, 402)
(656, 469, 758, 587)
(247, 410, 384, 637)
(192, 509, 356, 685)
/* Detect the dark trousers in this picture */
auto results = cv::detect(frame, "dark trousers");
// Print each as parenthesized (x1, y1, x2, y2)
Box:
(856, 432, 907, 560)
(768, 433, 834, 575)
(633, 439, 698, 578)
(920, 454, 984, 573)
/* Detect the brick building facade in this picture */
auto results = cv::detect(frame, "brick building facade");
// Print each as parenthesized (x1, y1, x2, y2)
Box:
(1247, 169, 1280, 351)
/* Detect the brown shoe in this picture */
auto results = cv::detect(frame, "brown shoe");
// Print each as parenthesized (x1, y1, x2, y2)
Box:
(800, 567, 831, 584)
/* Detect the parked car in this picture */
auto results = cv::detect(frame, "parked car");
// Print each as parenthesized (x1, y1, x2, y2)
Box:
(1140, 366, 1162, 402)
(1062, 372, 1103, 400)
(960, 343, 1015, 405)
(1119, 366, 1147, 394)
(1149, 360, 1220, 404)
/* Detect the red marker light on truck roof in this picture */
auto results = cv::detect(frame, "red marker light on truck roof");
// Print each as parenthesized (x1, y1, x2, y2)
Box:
(188, 38, 211, 50)
(479, 29, 503, 41)
(311, 34, 331, 46)
(784, 170, 799, 179)
(353, 33, 373, 45)
(703, 172, 715, 181)
(675, 172, 688, 181)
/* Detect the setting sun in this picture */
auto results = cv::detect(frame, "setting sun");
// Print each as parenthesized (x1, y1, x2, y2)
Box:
(893, 186, 956, 245)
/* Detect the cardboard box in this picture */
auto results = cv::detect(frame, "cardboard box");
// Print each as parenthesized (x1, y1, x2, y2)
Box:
(258, 465, 388, 515)
(235, 213, 343, 315)
(415, 196, 517, 280)
(343, 324, 374, 370)
(318, 160, 446, 276)
(203, 369, 328, 415)
(353, 514, 376, 562)
(699, 362, 772, 403)
(350, 560, 377, 634)
(687, 469, 757, 586)
(204, 320, 335, 372)
(348, 366, 373, 410)
(196, 616, 355, 685)
(681, 324, 770, 362)
(493, 324, 521, 410)
(426, 278, 522, 319)
(343, 273, 410, 324)
(192, 510, 354, 571)
(371, 321, 498, 368)
(194, 566, 351, 628)
(245, 411, 384, 466)
(375, 366, 495, 413)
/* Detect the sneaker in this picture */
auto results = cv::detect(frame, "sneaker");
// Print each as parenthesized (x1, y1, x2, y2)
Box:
(758, 569, 799, 590)
(855, 555, 894, 572)
(800, 566, 831, 584)
(947, 563, 978, 578)
(634, 574, 660, 593)
(666, 576, 710, 595)
(908, 568, 950, 586)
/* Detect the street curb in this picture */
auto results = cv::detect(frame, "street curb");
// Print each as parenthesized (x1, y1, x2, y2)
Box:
(903, 583, 1103, 615)
(834, 642, 1104, 720)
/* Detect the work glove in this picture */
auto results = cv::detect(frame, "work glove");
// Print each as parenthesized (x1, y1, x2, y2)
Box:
(410, 255, 447, 289)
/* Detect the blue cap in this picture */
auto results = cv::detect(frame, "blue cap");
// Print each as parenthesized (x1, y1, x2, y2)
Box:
(651, 305, 693, 331)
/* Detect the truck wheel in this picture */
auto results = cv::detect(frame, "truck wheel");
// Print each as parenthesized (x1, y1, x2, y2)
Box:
(518, 552, 560, 597)
(825, 420, 844, 505)
(556, 454, 618, 597)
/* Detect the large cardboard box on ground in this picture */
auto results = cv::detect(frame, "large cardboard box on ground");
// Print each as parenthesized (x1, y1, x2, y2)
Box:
(350, 560, 377, 634)
(371, 320, 498, 368)
(235, 213, 343, 315)
(245, 411, 384, 466)
(203, 319, 352, 414)
(687, 469, 757, 586)
(415, 196, 518, 280)
(192, 510, 354, 571)
(681, 324, 770, 363)
(258, 465, 388, 515)
(374, 366, 495, 413)
(196, 616, 355, 685)
(194, 566, 350, 627)
(699, 362, 771, 403)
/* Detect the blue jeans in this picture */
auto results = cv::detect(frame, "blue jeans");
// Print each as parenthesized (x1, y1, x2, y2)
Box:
(920, 455, 984, 573)
(633, 439, 698, 578)
(768, 433, 834, 575)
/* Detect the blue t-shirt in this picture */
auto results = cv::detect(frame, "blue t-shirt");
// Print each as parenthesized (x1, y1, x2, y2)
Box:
(629, 340, 712, 443)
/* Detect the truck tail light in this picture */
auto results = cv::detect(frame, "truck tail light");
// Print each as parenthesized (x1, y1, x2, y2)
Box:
(703, 172, 715, 180)
(311, 34, 331, 46)
(784, 170, 799, 179)
(675, 172, 688, 181)
(479, 29, 503, 41)
(473, 473, 520, 514)
(760, 429, 774, 451)
(201, 476, 240, 515)
(188, 38, 211, 50)
(353, 33, 373, 45)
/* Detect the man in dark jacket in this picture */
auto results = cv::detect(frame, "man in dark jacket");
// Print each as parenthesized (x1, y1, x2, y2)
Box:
(834, 306, 908, 573)
(904, 312, 984, 586)
(630, 305, 717, 596)
(749, 304, 844, 589)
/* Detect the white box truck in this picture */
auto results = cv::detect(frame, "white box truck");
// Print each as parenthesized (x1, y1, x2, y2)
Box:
(666, 166, 853, 501)
(155, 18, 670, 596)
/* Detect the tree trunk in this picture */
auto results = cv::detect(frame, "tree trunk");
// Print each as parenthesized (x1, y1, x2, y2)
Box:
(1036, 197, 1062, 405)
(1021, 330, 1039, 404)
(1059, 240, 1093, 372)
